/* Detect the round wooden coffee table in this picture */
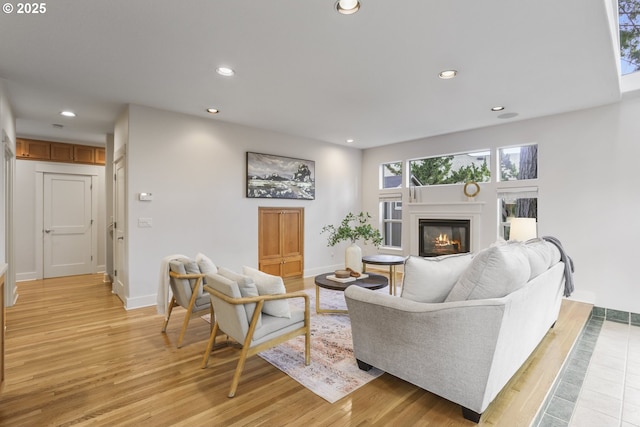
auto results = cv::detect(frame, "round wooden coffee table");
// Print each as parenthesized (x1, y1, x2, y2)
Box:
(314, 272, 388, 314)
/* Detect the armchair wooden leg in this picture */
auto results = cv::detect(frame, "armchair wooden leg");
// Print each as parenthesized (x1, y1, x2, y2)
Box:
(178, 281, 202, 348)
(161, 298, 177, 333)
(177, 313, 191, 348)
(228, 345, 251, 398)
(304, 328, 311, 365)
(201, 321, 220, 369)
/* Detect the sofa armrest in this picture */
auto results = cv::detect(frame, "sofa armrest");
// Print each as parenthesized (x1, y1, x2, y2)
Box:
(345, 285, 507, 413)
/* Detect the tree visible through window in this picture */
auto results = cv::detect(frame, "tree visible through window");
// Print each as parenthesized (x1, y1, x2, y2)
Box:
(409, 152, 491, 186)
(620, 0, 640, 74)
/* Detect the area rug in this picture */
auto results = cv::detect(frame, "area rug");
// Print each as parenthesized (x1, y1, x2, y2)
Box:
(203, 286, 384, 403)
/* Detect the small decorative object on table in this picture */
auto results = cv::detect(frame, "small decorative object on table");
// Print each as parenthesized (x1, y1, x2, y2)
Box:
(334, 270, 350, 279)
(321, 212, 383, 273)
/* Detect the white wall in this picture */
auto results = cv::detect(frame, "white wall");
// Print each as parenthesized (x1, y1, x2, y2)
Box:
(122, 104, 362, 309)
(363, 93, 640, 314)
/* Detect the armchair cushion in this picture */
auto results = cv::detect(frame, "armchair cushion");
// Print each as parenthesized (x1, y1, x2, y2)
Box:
(218, 267, 262, 328)
(243, 266, 291, 318)
(401, 254, 474, 303)
(445, 243, 530, 302)
(169, 258, 204, 307)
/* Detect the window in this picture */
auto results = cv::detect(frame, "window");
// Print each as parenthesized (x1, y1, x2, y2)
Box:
(408, 151, 491, 186)
(620, 0, 640, 75)
(497, 187, 538, 240)
(381, 161, 402, 189)
(380, 199, 402, 248)
(499, 144, 538, 181)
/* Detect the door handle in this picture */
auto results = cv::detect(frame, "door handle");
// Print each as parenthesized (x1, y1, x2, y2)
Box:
(117, 236, 124, 240)
(44, 229, 51, 233)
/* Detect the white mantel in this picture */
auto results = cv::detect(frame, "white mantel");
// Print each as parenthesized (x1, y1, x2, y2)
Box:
(407, 202, 484, 255)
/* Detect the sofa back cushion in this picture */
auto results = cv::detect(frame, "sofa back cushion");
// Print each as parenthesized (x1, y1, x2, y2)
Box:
(401, 253, 474, 303)
(444, 242, 531, 302)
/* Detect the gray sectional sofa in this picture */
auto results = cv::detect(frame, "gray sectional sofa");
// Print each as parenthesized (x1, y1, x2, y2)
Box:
(345, 239, 566, 422)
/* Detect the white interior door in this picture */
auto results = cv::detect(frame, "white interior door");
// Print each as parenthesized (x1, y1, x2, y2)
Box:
(43, 173, 94, 278)
(113, 158, 126, 301)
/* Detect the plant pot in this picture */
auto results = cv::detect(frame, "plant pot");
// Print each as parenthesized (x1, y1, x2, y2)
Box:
(345, 242, 362, 273)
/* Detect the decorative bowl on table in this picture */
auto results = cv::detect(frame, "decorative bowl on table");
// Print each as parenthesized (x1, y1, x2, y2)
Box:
(334, 270, 350, 279)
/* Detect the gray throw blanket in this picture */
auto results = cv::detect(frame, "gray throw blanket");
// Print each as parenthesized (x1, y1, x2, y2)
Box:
(542, 236, 574, 297)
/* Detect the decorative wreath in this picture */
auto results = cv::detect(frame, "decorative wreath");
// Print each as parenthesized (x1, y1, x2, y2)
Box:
(463, 181, 480, 198)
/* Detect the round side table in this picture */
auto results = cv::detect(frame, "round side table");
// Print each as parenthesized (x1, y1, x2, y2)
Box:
(361, 255, 406, 296)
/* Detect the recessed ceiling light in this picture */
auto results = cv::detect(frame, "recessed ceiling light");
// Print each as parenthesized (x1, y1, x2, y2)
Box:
(216, 67, 235, 77)
(346, 138, 355, 143)
(438, 70, 457, 79)
(206, 108, 219, 114)
(491, 106, 505, 112)
(335, 0, 360, 14)
(60, 110, 76, 117)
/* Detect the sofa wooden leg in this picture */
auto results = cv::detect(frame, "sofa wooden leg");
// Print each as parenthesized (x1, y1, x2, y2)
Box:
(356, 359, 373, 371)
(461, 407, 481, 423)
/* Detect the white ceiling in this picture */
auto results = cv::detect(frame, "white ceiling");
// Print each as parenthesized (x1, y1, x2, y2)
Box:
(0, 0, 624, 148)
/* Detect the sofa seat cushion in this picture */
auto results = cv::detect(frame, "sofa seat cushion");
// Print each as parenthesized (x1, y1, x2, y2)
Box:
(251, 307, 305, 342)
(243, 266, 291, 319)
(445, 242, 531, 302)
(401, 253, 474, 303)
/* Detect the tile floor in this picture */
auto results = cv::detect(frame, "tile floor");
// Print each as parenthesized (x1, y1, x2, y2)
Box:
(536, 309, 640, 427)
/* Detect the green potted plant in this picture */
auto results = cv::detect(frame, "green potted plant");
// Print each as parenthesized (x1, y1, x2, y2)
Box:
(321, 212, 383, 273)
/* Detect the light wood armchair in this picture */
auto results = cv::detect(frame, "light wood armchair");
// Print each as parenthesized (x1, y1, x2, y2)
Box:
(201, 273, 310, 398)
(161, 269, 212, 348)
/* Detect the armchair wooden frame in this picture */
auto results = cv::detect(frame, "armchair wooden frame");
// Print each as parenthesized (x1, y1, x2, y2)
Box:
(161, 271, 212, 348)
(201, 285, 311, 398)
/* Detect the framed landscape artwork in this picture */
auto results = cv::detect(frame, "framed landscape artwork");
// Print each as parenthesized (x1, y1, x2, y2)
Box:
(246, 152, 316, 200)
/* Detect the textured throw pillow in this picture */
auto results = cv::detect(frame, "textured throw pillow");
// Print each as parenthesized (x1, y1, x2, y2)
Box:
(195, 252, 218, 276)
(242, 266, 291, 319)
(401, 253, 474, 303)
(217, 267, 262, 328)
(445, 242, 531, 302)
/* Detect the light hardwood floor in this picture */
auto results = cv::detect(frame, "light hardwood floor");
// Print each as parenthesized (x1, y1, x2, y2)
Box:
(0, 273, 592, 426)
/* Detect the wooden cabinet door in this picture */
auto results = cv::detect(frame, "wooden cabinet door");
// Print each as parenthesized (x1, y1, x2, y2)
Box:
(95, 148, 106, 165)
(74, 145, 95, 164)
(51, 143, 74, 162)
(1, 273, 4, 390)
(17, 138, 51, 160)
(258, 207, 304, 278)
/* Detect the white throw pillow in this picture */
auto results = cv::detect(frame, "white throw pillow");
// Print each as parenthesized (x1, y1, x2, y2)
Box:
(217, 267, 262, 328)
(195, 252, 218, 276)
(242, 266, 291, 319)
(401, 254, 474, 303)
(445, 242, 531, 302)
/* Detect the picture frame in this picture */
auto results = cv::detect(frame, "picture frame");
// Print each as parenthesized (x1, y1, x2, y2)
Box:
(246, 152, 315, 200)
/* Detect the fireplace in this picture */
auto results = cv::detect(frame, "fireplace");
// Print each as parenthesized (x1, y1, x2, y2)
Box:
(419, 219, 471, 257)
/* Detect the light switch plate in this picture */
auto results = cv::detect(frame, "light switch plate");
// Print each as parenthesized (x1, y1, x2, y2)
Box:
(138, 217, 153, 228)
